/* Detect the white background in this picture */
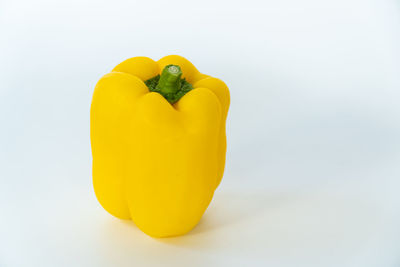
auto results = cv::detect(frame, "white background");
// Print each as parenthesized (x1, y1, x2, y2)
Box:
(1, 0, 400, 266)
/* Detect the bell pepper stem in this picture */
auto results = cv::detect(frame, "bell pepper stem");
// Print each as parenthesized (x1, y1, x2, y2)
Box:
(156, 65, 182, 95)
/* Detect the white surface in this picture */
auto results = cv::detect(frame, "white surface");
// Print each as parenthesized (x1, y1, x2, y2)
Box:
(1, 0, 400, 266)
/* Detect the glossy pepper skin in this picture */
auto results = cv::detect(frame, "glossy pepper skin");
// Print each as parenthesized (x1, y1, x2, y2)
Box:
(90, 55, 230, 237)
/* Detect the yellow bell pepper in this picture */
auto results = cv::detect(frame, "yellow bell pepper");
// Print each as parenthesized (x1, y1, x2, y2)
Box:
(90, 55, 230, 237)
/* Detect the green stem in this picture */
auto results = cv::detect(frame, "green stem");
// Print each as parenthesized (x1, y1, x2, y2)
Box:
(144, 64, 193, 104)
(156, 65, 182, 95)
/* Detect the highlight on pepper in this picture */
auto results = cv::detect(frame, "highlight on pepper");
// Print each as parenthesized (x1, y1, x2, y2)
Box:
(90, 55, 230, 237)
